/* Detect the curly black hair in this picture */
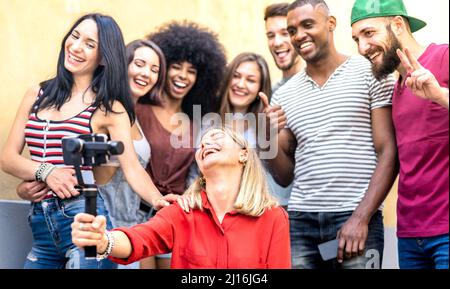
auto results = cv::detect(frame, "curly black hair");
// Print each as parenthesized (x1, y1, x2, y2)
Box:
(147, 21, 227, 119)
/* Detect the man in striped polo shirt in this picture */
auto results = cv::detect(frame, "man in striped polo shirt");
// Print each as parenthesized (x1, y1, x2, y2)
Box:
(265, 0, 398, 269)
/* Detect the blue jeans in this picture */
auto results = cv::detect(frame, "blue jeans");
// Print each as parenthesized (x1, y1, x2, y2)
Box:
(398, 234, 449, 269)
(289, 211, 384, 269)
(24, 193, 117, 269)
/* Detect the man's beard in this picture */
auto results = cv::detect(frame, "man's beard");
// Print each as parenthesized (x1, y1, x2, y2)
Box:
(276, 54, 297, 72)
(369, 29, 402, 81)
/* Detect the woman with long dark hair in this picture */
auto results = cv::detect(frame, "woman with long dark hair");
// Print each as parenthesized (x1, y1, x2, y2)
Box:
(1, 14, 175, 269)
(96, 40, 166, 229)
(95, 39, 166, 269)
(217, 52, 272, 148)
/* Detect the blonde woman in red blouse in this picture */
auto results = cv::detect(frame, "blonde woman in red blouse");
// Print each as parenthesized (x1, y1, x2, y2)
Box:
(71, 127, 291, 269)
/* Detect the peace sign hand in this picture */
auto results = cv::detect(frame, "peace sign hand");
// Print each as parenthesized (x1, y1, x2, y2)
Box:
(397, 48, 443, 103)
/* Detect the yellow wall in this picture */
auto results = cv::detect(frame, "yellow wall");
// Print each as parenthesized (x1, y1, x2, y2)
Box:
(0, 0, 448, 226)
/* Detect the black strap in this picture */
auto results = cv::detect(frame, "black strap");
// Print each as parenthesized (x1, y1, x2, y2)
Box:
(139, 201, 152, 214)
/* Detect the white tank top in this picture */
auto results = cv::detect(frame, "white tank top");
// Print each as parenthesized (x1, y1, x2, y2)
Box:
(107, 121, 150, 167)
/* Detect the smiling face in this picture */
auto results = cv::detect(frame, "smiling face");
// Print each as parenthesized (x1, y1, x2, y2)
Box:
(64, 19, 101, 76)
(266, 16, 300, 72)
(352, 17, 402, 80)
(287, 4, 334, 64)
(228, 61, 261, 113)
(165, 61, 197, 100)
(196, 129, 248, 174)
(128, 46, 160, 99)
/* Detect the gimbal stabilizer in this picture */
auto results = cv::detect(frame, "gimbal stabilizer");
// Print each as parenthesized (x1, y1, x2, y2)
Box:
(62, 133, 123, 259)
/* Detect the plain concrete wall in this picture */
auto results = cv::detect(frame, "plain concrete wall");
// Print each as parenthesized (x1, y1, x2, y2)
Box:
(0, 200, 32, 269)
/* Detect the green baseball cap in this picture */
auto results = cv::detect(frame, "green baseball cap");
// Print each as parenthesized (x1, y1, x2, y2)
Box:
(351, 0, 427, 33)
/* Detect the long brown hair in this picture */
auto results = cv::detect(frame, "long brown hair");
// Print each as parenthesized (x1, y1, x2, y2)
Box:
(128, 39, 167, 106)
(217, 52, 272, 124)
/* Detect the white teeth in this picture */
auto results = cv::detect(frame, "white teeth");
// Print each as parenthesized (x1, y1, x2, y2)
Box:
(275, 49, 289, 54)
(233, 89, 246, 96)
(203, 149, 218, 159)
(276, 50, 289, 58)
(300, 42, 313, 49)
(370, 52, 381, 61)
(135, 79, 148, 86)
(174, 81, 187, 88)
(69, 53, 83, 62)
(202, 148, 220, 159)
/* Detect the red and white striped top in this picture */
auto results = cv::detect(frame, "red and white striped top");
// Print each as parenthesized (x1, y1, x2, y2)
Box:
(25, 107, 97, 166)
(25, 92, 98, 197)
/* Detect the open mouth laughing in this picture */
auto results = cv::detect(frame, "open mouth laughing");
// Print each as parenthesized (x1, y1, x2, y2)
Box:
(201, 145, 221, 160)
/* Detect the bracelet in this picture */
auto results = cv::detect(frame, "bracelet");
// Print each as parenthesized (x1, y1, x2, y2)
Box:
(41, 164, 56, 183)
(35, 163, 56, 182)
(96, 231, 115, 261)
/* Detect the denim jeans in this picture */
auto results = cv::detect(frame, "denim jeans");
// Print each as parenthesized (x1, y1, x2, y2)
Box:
(289, 211, 384, 269)
(24, 193, 117, 269)
(398, 234, 449, 269)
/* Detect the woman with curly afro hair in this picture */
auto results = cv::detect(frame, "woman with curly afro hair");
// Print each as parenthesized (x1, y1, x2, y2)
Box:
(145, 20, 227, 119)
(134, 21, 227, 269)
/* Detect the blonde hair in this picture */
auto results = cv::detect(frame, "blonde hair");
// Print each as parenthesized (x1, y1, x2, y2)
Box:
(184, 126, 279, 217)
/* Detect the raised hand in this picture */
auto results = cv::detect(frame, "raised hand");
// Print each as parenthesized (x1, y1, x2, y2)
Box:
(397, 48, 446, 105)
(259, 92, 287, 134)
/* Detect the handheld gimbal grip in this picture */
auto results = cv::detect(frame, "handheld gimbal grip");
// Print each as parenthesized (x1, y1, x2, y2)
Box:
(62, 134, 124, 261)
(84, 185, 98, 259)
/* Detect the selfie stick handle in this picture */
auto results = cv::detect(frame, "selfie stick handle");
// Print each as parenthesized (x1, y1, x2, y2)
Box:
(73, 165, 97, 259)
(84, 184, 98, 259)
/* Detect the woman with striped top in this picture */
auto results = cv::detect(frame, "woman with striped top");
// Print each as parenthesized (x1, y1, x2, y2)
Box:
(0, 14, 178, 269)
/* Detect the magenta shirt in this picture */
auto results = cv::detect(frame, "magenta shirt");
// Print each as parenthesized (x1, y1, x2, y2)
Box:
(393, 43, 449, 238)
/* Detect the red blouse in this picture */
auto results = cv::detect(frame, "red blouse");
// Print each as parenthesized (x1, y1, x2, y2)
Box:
(110, 191, 291, 269)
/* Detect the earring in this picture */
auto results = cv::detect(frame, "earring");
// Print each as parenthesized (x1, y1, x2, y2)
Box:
(199, 177, 206, 188)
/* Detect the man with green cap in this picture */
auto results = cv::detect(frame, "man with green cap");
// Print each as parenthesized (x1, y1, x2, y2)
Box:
(351, 0, 449, 269)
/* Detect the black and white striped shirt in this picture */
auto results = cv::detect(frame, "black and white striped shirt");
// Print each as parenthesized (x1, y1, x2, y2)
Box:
(272, 56, 395, 212)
